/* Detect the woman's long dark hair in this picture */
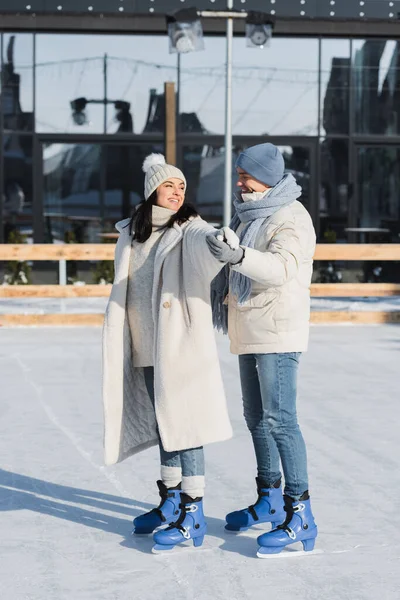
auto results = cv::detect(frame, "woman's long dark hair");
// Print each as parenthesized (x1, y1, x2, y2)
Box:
(128, 190, 198, 243)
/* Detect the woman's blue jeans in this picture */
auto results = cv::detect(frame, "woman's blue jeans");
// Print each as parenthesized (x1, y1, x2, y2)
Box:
(238, 352, 308, 500)
(143, 367, 205, 477)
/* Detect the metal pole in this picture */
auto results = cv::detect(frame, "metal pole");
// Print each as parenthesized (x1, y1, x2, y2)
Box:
(0, 34, 4, 242)
(223, 1, 233, 227)
(177, 53, 181, 135)
(59, 260, 67, 285)
(103, 53, 108, 133)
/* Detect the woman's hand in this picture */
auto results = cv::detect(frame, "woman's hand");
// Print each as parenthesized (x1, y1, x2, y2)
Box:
(206, 229, 244, 264)
(216, 227, 240, 250)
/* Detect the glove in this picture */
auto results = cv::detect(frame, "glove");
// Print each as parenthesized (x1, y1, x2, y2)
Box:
(216, 227, 240, 250)
(206, 231, 244, 264)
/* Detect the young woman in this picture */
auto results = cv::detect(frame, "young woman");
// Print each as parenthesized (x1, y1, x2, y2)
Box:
(102, 154, 232, 553)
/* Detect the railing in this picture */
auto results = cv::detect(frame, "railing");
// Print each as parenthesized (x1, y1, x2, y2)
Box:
(1, 243, 400, 325)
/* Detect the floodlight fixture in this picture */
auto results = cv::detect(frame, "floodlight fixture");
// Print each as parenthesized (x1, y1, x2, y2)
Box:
(70, 97, 88, 125)
(245, 11, 275, 49)
(167, 7, 205, 54)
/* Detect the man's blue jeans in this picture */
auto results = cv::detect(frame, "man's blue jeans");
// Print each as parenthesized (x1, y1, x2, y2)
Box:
(238, 352, 308, 500)
(143, 367, 205, 477)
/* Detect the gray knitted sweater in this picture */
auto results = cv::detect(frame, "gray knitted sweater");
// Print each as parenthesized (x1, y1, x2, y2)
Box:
(127, 205, 176, 367)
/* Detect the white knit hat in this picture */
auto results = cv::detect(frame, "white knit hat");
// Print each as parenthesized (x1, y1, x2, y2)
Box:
(142, 153, 187, 200)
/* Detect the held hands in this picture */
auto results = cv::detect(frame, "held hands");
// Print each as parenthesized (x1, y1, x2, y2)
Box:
(206, 227, 244, 265)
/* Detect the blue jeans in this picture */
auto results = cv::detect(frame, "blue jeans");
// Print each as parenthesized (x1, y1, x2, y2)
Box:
(143, 367, 205, 477)
(238, 352, 308, 500)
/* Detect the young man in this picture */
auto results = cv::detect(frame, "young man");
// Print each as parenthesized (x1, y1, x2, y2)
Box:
(207, 143, 318, 556)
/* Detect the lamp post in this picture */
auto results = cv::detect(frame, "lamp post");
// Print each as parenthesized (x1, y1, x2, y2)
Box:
(224, 0, 233, 226)
(103, 53, 108, 133)
(70, 97, 132, 132)
(70, 53, 133, 132)
(168, 7, 274, 227)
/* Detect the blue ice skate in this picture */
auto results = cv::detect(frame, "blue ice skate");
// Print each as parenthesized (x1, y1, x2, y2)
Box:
(152, 494, 207, 552)
(133, 480, 181, 535)
(225, 478, 285, 532)
(257, 492, 318, 557)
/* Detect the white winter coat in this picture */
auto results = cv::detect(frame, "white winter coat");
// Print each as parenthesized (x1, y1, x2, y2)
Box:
(102, 216, 233, 466)
(228, 200, 316, 355)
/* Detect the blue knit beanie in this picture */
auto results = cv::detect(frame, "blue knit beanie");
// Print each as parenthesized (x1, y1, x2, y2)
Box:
(236, 143, 285, 187)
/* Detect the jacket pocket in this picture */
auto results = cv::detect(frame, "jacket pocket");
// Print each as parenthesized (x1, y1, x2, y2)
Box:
(235, 290, 278, 343)
(237, 289, 278, 309)
(274, 292, 309, 332)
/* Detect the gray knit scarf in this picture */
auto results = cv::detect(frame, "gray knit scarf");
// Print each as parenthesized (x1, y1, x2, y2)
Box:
(210, 173, 302, 333)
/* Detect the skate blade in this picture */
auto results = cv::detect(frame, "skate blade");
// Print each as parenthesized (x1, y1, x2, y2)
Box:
(152, 544, 175, 554)
(257, 548, 323, 559)
(224, 526, 250, 534)
(133, 523, 169, 536)
(225, 524, 274, 534)
(152, 542, 211, 555)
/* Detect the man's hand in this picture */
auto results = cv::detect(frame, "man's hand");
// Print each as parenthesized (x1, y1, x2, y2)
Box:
(206, 230, 244, 264)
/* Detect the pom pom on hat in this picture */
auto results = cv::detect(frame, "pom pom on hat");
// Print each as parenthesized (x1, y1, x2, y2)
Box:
(142, 153, 187, 200)
(142, 153, 166, 173)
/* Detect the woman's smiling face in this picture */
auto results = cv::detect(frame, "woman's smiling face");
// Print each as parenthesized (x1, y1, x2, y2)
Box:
(156, 178, 185, 211)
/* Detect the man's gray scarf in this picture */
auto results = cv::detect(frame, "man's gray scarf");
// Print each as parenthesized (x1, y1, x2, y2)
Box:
(210, 173, 302, 333)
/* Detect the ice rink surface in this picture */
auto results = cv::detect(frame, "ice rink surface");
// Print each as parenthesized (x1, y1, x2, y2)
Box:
(1, 325, 399, 600)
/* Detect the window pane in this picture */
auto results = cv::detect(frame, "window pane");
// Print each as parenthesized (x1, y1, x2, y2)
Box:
(103, 142, 163, 230)
(1, 34, 34, 132)
(179, 38, 226, 135)
(182, 144, 236, 222)
(36, 35, 177, 134)
(42, 141, 165, 243)
(180, 37, 319, 136)
(2, 134, 33, 242)
(277, 146, 312, 214)
(43, 143, 101, 243)
(356, 146, 400, 240)
(320, 138, 349, 242)
(232, 38, 319, 136)
(321, 40, 350, 135)
(353, 39, 400, 135)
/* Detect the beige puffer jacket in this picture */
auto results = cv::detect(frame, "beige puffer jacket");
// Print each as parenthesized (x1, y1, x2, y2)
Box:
(228, 200, 316, 355)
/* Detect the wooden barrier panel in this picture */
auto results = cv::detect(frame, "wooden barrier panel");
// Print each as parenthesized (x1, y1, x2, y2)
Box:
(310, 283, 400, 297)
(1, 243, 400, 262)
(0, 314, 104, 327)
(310, 312, 400, 324)
(1, 312, 400, 327)
(313, 244, 400, 261)
(0, 285, 112, 298)
(1, 283, 400, 298)
(0, 244, 115, 261)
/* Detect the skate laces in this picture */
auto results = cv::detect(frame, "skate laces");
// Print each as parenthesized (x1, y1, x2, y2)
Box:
(166, 502, 198, 534)
(165, 501, 188, 531)
(277, 502, 305, 533)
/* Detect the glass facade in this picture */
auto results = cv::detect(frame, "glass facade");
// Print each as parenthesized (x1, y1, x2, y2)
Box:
(1, 32, 400, 251)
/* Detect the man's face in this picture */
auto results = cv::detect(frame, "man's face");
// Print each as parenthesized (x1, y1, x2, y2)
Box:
(236, 168, 270, 194)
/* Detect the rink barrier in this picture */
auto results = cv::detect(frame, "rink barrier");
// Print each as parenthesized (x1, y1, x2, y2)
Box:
(1, 243, 400, 325)
(1, 312, 400, 327)
(1, 242, 400, 262)
(1, 282, 400, 299)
